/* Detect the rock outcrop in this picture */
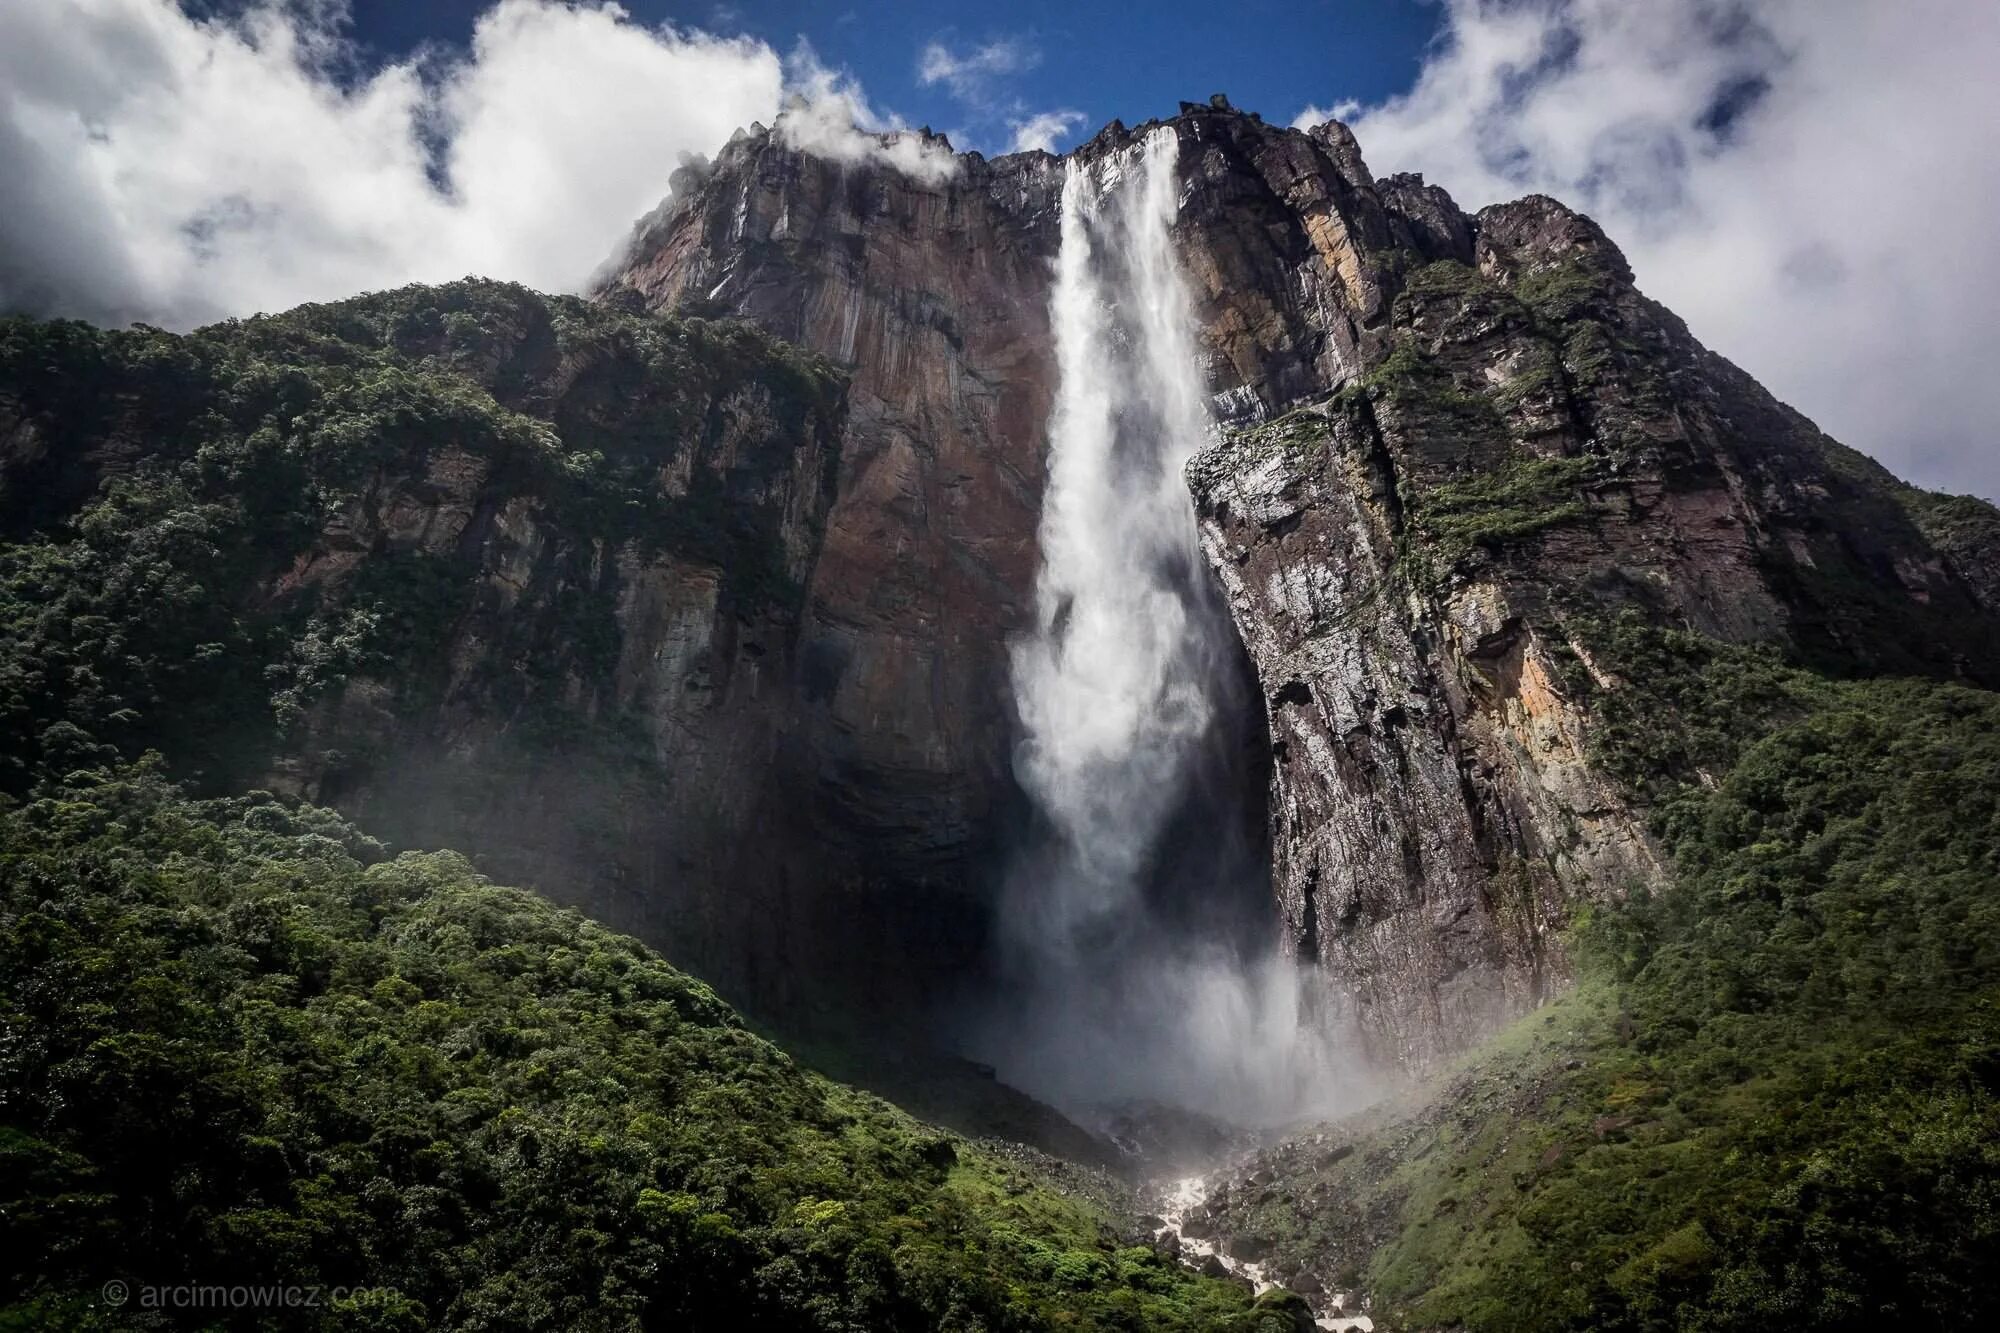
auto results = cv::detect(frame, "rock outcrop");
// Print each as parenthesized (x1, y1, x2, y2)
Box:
(1181, 165, 2000, 1068)
(595, 104, 2000, 1068)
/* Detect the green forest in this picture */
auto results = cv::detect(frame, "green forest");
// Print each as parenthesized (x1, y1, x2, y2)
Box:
(0, 764, 1305, 1330)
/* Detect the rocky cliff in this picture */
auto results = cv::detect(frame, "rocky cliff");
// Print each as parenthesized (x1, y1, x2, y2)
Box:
(602, 100, 2000, 1068)
(603, 126, 1065, 938)
(1179, 145, 2000, 1067)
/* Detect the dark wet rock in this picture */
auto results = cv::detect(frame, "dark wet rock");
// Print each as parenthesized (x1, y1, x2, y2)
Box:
(1252, 1289, 1322, 1332)
(1225, 1232, 1276, 1263)
(1096, 1100, 1249, 1174)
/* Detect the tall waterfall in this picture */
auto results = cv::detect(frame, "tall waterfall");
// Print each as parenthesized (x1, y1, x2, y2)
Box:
(985, 129, 1346, 1126)
(1013, 133, 1218, 923)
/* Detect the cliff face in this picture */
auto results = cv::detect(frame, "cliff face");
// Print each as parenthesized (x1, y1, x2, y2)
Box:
(0, 281, 901, 1012)
(597, 102, 2000, 1067)
(268, 288, 860, 1010)
(1176, 132, 2000, 1067)
(601, 129, 1064, 923)
(590, 106, 1490, 1020)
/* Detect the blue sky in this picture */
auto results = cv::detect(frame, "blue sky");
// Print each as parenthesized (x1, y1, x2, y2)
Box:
(337, 0, 1443, 154)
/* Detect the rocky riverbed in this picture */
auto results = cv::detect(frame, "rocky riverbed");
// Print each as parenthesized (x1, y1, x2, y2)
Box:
(1147, 1171, 1373, 1331)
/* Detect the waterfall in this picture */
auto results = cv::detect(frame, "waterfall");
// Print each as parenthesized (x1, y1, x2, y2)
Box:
(1012, 133, 1217, 925)
(984, 129, 1348, 1127)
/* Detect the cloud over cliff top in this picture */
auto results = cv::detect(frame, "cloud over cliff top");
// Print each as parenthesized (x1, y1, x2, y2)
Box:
(1309, 0, 2000, 496)
(776, 40, 960, 186)
(916, 32, 1084, 158)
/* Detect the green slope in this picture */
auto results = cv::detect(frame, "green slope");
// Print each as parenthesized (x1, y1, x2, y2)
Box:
(0, 280, 842, 801)
(0, 765, 1293, 1331)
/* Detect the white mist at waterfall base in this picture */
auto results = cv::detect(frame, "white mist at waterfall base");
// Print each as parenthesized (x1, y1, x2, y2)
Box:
(981, 130, 1360, 1130)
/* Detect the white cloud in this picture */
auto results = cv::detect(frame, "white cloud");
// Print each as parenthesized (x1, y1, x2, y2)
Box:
(775, 40, 959, 186)
(0, 1, 959, 329)
(1327, 0, 2000, 497)
(916, 33, 1078, 157)
(1290, 100, 1358, 131)
(1008, 109, 1084, 155)
(916, 36, 1038, 103)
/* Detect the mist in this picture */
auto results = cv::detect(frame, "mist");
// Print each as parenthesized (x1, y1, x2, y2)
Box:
(971, 130, 1363, 1130)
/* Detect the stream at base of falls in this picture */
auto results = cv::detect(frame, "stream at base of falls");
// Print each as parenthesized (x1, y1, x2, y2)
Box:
(1145, 1172, 1373, 1332)
(1089, 1098, 1374, 1330)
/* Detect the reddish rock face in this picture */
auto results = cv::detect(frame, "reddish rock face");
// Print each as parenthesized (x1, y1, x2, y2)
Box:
(590, 110, 1444, 1004)
(602, 131, 1067, 955)
(599, 106, 2000, 1065)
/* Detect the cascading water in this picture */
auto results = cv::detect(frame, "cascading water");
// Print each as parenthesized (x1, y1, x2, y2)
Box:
(1012, 134, 1217, 928)
(980, 128, 1349, 1128)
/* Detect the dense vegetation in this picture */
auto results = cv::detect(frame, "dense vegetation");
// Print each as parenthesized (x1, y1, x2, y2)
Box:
(1404, 454, 1594, 565)
(1217, 623, 2000, 1330)
(0, 765, 1287, 1331)
(0, 293, 1297, 1329)
(0, 281, 841, 800)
